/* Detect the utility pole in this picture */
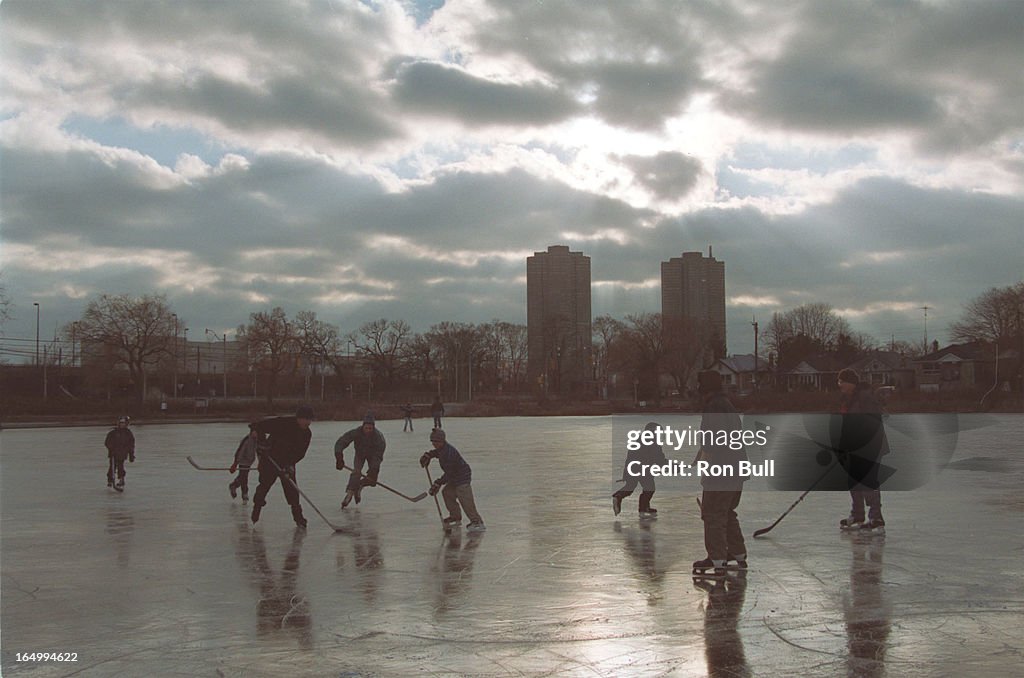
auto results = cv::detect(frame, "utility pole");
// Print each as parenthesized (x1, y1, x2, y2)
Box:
(751, 316, 759, 393)
(172, 314, 178, 397)
(921, 306, 931, 348)
(33, 302, 40, 365)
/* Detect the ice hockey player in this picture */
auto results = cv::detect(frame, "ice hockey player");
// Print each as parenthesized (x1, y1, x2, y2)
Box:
(402, 402, 415, 432)
(229, 424, 258, 503)
(334, 412, 387, 508)
(420, 428, 485, 532)
(836, 368, 889, 535)
(250, 405, 314, 528)
(105, 415, 135, 491)
(612, 421, 666, 518)
(430, 397, 445, 429)
(692, 370, 748, 577)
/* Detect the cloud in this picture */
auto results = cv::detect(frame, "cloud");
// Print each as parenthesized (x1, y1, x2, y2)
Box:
(617, 151, 703, 200)
(391, 60, 579, 126)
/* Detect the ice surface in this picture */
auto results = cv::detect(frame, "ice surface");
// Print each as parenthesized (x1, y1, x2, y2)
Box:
(2, 415, 1022, 677)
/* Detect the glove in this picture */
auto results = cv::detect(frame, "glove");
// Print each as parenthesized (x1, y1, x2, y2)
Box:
(419, 452, 432, 468)
(335, 451, 345, 470)
(428, 479, 442, 496)
(230, 464, 238, 474)
(129, 455, 135, 463)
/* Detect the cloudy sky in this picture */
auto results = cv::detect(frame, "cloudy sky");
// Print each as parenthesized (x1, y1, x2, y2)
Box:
(1, 0, 1021, 359)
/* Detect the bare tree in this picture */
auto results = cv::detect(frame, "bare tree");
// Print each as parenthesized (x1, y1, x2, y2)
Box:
(293, 310, 344, 373)
(662, 315, 710, 393)
(592, 315, 624, 393)
(67, 293, 176, 401)
(237, 307, 297, 405)
(0, 278, 11, 330)
(347, 319, 412, 386)
(950, 283, 1024, 346)
(496, 321, 528, 392)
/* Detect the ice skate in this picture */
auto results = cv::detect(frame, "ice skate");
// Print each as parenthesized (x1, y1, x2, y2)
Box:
(114, 478, 125, 491)
(692, 558, 726, 578)
(612, 494, 623, 516)
(839, 516, 865, 531)
(241, 492, 249, 504)
(725, 553, 748, 572)
(863, 518, 885, 535)
(292, 505, 308, 529)
(443, 517, 462, 529)
(341, 490, 355, 509)
(229, 482, 237, 499)
(638, 491, 656, 519)
(251, 504, 262, 524)
(466, 521, 487, 533)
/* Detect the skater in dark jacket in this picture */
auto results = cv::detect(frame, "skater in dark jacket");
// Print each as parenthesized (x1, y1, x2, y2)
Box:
(229, 424, 258, 503)
(613, 421, 666, 517)
(836, 368, 889, 533)
(250, 405, 314, 528)
(693, 371, 748, 576)
(420, 428, 485, 532)
(430, 397, 445, 429)
(334, 412, 387, 508)
(105, 415, 135, 489)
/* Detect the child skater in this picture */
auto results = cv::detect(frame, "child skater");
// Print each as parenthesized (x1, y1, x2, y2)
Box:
(612, 421, 666, 517)
(229, 423, 258, 503)
(420, 429, 485, 532)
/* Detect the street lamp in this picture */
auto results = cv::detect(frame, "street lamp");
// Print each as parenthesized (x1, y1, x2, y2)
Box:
(205, 328, 228, 398)
(33, 302, 39, 366)
(171, 314, 178, 398)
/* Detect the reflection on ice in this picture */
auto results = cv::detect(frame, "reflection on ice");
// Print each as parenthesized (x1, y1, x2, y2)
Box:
(1, 416, 1021, 676)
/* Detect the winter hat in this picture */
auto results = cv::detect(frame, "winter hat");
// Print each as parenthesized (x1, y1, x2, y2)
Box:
(430, 428, 446, 443)
(697, 370, 722, 394)
(295, 404, 315, 420)
(362, 411, 375, 425)
(838, 368, 860, 385)
(117, 415, 130, 425)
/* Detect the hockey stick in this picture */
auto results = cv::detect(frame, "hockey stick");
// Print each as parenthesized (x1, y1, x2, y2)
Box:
(425, 466, 450, 534)
(752, 458, 839, 538)
(341, 463, 428, 502)
(187, 456, 254, 471)
(261, 455, 356, 535)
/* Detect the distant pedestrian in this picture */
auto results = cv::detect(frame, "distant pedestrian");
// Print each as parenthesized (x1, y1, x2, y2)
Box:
(334, 412, 387, 508)
(430, 397, 445, 429)
(420, 428, 485, 532)
(836, 368, 889, 534)
(612, 421, 665, 518)
(692, 371, 748, 577)
(229, 424, 258, 503)
(105, 415, 135, 490)
(402, 402, 415, 432)
(250, 405, 314, 528)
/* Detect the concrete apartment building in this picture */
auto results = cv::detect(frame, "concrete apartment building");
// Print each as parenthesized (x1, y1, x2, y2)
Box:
(526, 245, 592, 394)
(661, 248, 726, 357)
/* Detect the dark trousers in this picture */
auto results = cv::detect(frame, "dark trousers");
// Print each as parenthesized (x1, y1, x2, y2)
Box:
(107, 457, 126, 482)
(230, 470, 250, 495)
(404, 416, 413, 431)
(849, 486, 883, 522)
(433, 414, 442, 428)
(701, 490, 746, 561)
(346, 451, 383, 492)
(253, 461, 300, 508)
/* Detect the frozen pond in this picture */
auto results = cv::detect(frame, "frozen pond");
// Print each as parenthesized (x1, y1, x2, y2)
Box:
(2, 415, 1022, 676)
